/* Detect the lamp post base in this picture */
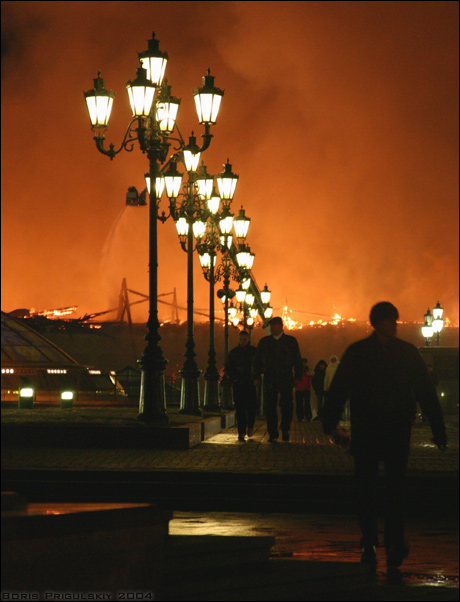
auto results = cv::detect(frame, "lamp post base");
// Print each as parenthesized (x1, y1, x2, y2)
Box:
(138, 367, 169, 424)
(219, 374, 234, 410)
(179, 369, 202, 416)
(203, 376, 221, 413)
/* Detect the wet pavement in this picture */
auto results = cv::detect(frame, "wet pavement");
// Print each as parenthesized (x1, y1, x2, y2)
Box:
(170, 511, 459, 595)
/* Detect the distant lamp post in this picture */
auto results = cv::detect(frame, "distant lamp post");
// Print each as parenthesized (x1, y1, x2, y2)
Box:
(421, 308, 433, 346)
(169, 162, 223, 415)
(432, 301, 444, 347)
(84, 32, 224, 422)
(19, 387, 35, 409)
(60, 391, 74, 409)
(195, 161, 243, 411)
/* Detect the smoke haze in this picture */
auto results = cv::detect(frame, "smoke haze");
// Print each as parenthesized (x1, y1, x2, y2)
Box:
(1, 1, 458, 324)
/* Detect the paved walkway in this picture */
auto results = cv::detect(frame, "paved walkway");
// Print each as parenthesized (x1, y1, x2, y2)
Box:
(1, 407, 458, 476)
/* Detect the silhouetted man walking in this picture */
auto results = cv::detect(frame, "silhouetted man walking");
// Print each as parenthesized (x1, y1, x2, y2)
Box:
(322, 302, 447, 573)
(253, 316, 303, 442)
(225, 330, 258, 442)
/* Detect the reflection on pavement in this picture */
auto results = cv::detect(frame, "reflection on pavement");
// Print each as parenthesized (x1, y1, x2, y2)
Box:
(169, 510, 459, 589)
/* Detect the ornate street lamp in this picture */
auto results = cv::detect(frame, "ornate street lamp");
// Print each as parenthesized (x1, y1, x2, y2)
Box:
(195, 164, 242, 411)
(233, 207, 251, 241)
(84, 32, 224, 422)
(198, 236, 220, 412)
(168, 163, 217, 415)
(260, 284, 271, 305)
(421, 308, 433, 347)
(170, 178, 204, 416)
(194, 69, 224, 127)
(432, 301, 444, 347)
(216, 160, 239, 203)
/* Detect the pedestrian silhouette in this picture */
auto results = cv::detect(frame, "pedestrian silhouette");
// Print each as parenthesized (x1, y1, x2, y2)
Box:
(322, 301, 447, 573)
(253, 316, 303, 442)
(225, 330, 258, 442)
(295, 358, 313, 422)
(311, 360, 327, 420)
(324, 355, 339, 396)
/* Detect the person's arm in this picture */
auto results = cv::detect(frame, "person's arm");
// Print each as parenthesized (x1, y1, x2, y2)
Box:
(252, 340, 264, 386)
(412, 349, 447, 449)
(322, 352, 350, 435)
(293, 339, 303, 384)
(225, 350, 236, 382)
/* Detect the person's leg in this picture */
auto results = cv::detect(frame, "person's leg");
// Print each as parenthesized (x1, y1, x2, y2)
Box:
(295, 390, 304, 421)
(384, 455, 409, 568)
(305, 390, 312, 421)
(233, 384, 247, 439)
(246, 384, 257, 434)
(279, 386, 294, 439)
(354, 454, 380, 561)
(264, 387, 279, 440)
(313, 389, 324, 420)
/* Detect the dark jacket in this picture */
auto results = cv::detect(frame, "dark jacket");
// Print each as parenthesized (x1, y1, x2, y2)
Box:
(253, 333, 303, 389)
(225, 344, 257, 384)
(322, 333, 446, 458)
(312, 361, 327, 393)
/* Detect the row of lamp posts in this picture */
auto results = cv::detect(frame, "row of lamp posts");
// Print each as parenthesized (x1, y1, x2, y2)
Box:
(422, 301, 444, 346)
(84, 32, 272, 421)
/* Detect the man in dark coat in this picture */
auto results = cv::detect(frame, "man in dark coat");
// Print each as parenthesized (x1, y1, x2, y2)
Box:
(225, 330, 258, 442)
(253, 316, 303, 442)
(322, 302, 447, 572)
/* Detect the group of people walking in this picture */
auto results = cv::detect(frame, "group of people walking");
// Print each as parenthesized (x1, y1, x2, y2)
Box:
(224, 303, 448, 574)
(224, 316, 342, 442)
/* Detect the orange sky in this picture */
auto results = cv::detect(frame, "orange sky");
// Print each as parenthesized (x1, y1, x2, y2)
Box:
(1, 1, 459, 325)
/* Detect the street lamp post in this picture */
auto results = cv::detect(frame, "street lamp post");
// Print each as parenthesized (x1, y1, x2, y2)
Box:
(197, 208, 230, 411)
(172, 162, 207, 415)
(421, 308, 433, 347)
(432, 301, 444, 347)
(421, 302, 444, 347)
(196, 162, 239, 411)
(84, 32, 224, 422)
(199, 245, 220, 411)
(217, 255, 238, 409)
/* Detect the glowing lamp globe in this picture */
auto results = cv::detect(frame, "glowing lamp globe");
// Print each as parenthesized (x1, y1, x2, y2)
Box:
(195, 164, 214, 200)
(183, 134, 201, 172)
(216, 160, 238, 201)
(199, 251, 212, 269)
(138, 32, 168, 86)
(219, 206, 233, 235)
(207, 190, 221, 215)
(194, 69, 224, 125)
(233, 207, 250, 240)
(235, 287, 246, 304)
(193, 219, 207, 240)
(126, 67, 156, 117)
(145, 173, 165, 199)
(261, 284, 271, 305)
(175, 217, 189, 237)
(421, 324, 433, 339)
(164, 160, 183, 199)
(433, 302, 443, 321)
(245, 292, 255, 306)
(432, 318, 444, 334)
(84, 72, 115, 127)
(156, 83, 180, 134)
